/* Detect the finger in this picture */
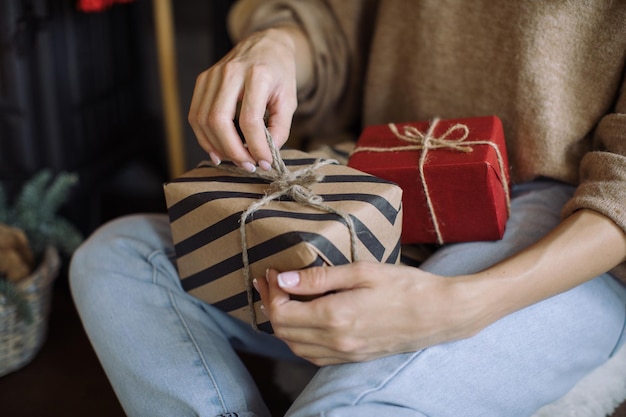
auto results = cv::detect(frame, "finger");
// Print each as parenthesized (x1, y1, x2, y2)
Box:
(264, 268, 293, 308)
(238, 77, 276, 167)
(265, 82, 297, 150)
(275, 262, 374, 297)
(266, 108, 294, 154)
(265, 269, 329, 328)
(271, 327, 347, 364)
(201, 65, 256, 168)
(188, 71, 219, 158)
(273, 305, 365, 356)
(190, 69, 235, 162)
(306, 357, 351, 367)
(288, 344, 349, 366)
(281, 338, 367, 366)
(238, 65, 298, 168)
(252, 274, 269, 306)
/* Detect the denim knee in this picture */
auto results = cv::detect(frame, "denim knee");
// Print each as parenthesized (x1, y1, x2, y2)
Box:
(69, 214, 173, 308)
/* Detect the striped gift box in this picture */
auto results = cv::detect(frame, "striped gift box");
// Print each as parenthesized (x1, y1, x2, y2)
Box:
(164, 149, 403, 333)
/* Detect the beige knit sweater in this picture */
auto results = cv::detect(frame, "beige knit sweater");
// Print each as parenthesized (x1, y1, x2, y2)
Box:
(229, 0, 626, 280)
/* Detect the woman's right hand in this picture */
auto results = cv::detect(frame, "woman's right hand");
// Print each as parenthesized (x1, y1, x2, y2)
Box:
(188, 26, 312, 172)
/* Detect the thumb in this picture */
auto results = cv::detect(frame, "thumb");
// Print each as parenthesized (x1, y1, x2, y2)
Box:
(276, 263, 368, 296)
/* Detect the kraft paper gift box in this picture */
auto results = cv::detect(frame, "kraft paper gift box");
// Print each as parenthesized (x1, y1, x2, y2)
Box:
(164, 149, 403, 333)
(347, 115, 510, 245)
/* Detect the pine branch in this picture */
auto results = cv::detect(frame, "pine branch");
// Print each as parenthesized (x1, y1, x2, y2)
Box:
(38, 218, 83, 256)
(40, 172, 78, 220)
(2, 170, 83, 258)
(12, 170, 52, 230)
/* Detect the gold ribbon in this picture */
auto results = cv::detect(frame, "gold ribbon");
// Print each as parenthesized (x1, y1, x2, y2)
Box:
(351, 118, 510, 245)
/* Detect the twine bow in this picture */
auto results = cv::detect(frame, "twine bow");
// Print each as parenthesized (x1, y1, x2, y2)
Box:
(218, 128, 359, 330)
(351, 118, 510, 245)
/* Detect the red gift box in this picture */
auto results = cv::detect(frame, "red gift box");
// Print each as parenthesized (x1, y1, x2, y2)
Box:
(347, 115, 510, 244)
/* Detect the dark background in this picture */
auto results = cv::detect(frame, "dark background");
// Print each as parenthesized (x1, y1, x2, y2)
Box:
(0, 0, 235, 231)
(0, 1, 289, 416)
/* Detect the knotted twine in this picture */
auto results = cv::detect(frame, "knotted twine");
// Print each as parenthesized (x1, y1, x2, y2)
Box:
(217, 127, 359, 330)
(351, 118, 511, 245)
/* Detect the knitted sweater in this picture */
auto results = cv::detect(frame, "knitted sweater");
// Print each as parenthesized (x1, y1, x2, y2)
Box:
(228, 0, 626, 280)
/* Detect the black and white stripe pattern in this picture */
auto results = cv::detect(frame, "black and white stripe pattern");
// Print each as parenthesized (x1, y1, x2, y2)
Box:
(164, 150, 403, 331)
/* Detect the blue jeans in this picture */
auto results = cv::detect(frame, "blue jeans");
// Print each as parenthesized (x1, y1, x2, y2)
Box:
(70, 180, 626, 417)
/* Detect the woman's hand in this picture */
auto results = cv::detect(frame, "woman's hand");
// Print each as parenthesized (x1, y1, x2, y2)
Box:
(188, 26, 311, 171)
(253, 210, 626, 367)
(254, 262, 493, 366)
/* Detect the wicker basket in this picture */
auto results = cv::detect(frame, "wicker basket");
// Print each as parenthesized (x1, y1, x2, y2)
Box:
(0, 246, 60, 377)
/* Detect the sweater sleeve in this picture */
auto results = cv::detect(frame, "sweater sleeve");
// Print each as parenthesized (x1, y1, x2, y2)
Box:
(562, 69, 626, 280)
(227, 0, 378, 142)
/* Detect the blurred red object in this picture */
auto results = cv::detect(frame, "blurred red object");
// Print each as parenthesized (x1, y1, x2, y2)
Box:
(77, 0, 134, 13)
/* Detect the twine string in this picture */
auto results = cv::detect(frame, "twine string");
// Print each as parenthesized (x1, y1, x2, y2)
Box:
(218, 127, 359, 330)
(351, 118, 511, 245)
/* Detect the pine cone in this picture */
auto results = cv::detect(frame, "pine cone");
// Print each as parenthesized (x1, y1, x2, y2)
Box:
(0, 223, 35, 281)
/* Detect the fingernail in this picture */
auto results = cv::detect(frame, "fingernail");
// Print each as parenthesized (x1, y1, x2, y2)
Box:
(259, 304, 267, 317)
(258, 160, 272, 171)
(209, 152, 221, 166)
(277, 271, 300, 288)
(241, 161, 256, 173)
(265, 268, 270, 280)
(252, 278, 260, 292)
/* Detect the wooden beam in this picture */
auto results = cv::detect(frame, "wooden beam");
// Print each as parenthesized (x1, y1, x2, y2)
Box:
(153, 0, 186, 178)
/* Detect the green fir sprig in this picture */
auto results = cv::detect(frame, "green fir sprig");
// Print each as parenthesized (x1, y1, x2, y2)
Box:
(1, 170, 83, 257)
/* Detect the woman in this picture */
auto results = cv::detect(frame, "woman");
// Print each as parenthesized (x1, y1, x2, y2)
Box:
(71, 1, 626, 416)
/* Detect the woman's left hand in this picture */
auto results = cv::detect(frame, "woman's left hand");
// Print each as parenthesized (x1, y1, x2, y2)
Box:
(254, 262, 492, 366)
